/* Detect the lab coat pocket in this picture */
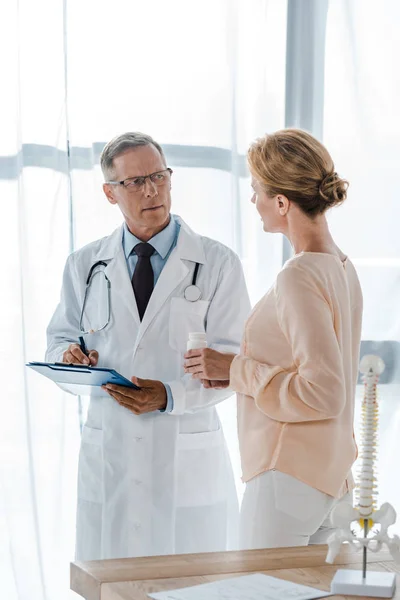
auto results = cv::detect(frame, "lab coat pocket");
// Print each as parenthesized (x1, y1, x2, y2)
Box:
(77, 425, 103, 504)
(176, 428, 226, 507)
(169, 298, 210, 352)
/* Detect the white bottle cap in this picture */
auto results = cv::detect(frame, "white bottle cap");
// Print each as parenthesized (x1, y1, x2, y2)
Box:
(188, 332, 206, 340)
(187, 332, 207, 351)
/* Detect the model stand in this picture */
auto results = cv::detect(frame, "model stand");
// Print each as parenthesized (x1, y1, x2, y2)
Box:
(326, 355, 400, 598)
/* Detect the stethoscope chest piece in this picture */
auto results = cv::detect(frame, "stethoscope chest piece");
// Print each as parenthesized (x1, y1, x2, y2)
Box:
(184, 285, 202, 302)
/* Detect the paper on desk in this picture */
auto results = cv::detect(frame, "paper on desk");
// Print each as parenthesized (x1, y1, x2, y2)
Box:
(148, 573, 332, 600)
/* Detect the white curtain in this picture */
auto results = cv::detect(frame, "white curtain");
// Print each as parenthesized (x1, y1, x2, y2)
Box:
(2, 0, 400, 598)
(0, 1, 286, 599)
(324, 0, 400, 527)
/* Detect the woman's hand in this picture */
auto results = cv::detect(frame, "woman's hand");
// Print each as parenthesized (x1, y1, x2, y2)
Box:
(184, 348, 236, 381)
(201, 379, 230, 390)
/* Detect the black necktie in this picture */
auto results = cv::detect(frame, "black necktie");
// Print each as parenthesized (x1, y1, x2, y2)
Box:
(132, 242, 154, 320)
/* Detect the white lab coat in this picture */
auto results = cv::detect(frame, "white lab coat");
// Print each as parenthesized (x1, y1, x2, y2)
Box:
(46, 215, 251, 560)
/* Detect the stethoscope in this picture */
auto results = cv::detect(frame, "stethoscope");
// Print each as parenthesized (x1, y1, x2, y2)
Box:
(79, 261, 111, 335)
(184, 262, 202, 302)
(79, 259, 202, 334)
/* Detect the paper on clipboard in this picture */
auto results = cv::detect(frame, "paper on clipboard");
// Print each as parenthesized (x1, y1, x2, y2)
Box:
(148, 573, 332, 600)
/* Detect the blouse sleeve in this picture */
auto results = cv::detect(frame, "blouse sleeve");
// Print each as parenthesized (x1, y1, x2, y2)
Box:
(229, 265, 346, 422)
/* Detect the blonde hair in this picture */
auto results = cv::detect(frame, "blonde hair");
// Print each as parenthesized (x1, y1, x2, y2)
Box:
(248, 128, 349, 216)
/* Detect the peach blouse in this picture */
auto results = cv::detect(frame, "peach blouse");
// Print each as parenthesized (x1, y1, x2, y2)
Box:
(230, 252, 363, 498)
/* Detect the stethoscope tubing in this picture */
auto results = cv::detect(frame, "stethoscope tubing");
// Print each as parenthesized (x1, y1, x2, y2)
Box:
(80, 259, 202, 334)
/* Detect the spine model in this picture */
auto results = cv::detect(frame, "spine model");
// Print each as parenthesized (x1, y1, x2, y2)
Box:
(356, 356, 379, 527)
(326, 355, 400, 567)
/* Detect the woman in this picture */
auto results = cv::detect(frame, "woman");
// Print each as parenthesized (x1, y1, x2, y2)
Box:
(184, 128, 363, 549)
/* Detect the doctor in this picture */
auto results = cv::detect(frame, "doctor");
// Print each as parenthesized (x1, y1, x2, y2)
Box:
(46, 132, 250, 561)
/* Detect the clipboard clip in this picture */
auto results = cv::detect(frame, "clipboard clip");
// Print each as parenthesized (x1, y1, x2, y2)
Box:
(52, 363, 92, 373)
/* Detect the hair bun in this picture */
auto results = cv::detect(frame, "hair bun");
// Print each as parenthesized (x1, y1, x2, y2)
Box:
(247, 128, 349, 217)
(319, 171, 349, 207)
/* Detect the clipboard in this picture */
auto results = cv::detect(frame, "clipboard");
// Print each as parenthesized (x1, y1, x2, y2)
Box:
(26, 361, 139, 396)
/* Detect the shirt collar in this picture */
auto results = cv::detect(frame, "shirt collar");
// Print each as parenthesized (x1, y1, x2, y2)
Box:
(123, 215, 178, 259)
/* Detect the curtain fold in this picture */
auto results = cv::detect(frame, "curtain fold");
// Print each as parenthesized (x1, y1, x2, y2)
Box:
(1, 2, 286, 598)
(324, 0, 400, 527)
(2, 1, 399, 598)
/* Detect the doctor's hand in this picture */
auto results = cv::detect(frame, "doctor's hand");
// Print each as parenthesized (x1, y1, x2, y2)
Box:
(184, 348, 236, 382)
(62, 343, 99, 366)
(102, 377, 167, 415)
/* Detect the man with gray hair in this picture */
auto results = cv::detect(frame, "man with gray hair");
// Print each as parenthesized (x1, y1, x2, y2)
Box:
(46, 132, 251, 560)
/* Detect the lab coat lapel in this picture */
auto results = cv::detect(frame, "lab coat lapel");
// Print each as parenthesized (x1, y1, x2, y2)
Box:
(94, 226, 140, 329)
(136, 249, 188, 346)
(136, 219, 206, 346)
(105, 248, 141, 328)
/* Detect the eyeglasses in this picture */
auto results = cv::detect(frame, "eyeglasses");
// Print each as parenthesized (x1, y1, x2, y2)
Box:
(106, 168, 173, 192)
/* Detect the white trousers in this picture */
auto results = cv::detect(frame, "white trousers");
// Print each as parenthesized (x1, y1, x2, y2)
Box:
(240, 470, 349, 550)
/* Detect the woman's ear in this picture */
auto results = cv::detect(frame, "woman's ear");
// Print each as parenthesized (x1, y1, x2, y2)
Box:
(277, 195, 289, 216)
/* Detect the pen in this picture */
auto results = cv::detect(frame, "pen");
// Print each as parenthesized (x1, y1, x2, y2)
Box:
(79, 336, 89, 357)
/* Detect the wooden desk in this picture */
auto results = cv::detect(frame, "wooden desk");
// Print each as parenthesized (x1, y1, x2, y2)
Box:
(71, 544, 399, 600)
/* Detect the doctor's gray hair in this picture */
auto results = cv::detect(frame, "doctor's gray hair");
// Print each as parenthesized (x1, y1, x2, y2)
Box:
(100, 132, 166, 180)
